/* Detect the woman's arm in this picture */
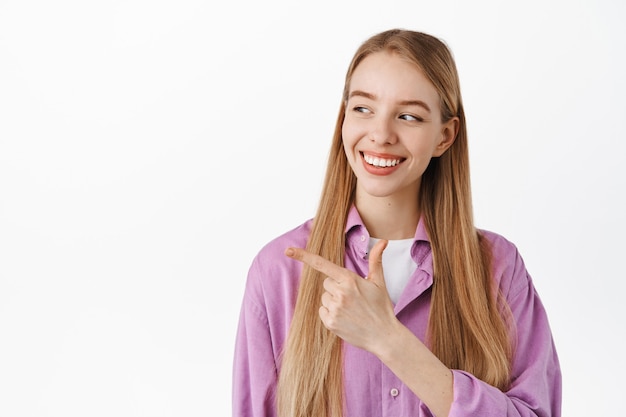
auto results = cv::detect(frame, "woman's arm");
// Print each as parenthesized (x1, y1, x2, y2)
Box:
(375, 319, 454, 417)
(232, 258, 279, 417)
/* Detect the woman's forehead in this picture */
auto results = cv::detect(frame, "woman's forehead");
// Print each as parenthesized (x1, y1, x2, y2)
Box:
(347, 52, 439, 104)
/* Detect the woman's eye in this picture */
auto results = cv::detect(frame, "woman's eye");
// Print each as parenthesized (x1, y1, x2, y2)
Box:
(400, 114, 423, 122)
(353, 106, 370, 114)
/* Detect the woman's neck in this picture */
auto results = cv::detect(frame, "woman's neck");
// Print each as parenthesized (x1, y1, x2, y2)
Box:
(354, 191, 420, 240)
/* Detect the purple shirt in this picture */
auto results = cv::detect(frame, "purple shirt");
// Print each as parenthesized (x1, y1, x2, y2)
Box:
(233, 207, 561, 416)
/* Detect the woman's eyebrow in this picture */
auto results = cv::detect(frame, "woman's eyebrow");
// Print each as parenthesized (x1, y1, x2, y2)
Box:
(398, 99, 431, 113)
(348, 90, 376, 100)
(348, 90, 431, 113)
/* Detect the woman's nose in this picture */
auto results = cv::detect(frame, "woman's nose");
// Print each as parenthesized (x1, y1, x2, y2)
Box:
(369, 116, 397, 145)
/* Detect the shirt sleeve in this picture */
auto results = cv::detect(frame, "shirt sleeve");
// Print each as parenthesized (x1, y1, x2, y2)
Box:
(448, 249, 562, 417)
(232, 258, 279, 417)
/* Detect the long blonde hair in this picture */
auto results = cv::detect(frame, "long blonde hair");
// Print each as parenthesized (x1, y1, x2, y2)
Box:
(277, 29, 513, 417)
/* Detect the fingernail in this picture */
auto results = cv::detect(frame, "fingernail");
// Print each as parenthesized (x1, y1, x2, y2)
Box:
(285, 248, 295, 257)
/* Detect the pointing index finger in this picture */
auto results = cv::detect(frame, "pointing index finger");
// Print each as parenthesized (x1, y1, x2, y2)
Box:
(285, 247, 346, 279)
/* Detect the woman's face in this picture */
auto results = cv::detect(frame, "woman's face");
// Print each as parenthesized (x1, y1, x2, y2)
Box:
(342, 51, 457, 201)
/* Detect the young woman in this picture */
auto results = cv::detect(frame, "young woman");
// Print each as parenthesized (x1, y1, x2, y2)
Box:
(232, 29, 561, 417)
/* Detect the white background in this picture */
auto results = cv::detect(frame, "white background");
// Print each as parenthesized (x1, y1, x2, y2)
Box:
(1, 0, 624, 415)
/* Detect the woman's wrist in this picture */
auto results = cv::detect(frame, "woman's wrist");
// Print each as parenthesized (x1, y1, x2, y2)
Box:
(370, 318, 412, 363)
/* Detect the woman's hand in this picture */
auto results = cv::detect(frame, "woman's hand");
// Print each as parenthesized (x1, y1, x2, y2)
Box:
(285, 240, 401, 355)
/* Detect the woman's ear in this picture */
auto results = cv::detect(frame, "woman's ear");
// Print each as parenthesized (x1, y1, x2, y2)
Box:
(433, 117, 459, 157)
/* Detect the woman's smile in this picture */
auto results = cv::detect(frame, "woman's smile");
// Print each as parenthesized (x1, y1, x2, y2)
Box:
(360, 151, 405, 175)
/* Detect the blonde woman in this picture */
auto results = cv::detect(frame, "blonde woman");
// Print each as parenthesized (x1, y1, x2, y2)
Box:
(233, 29, 561, 417)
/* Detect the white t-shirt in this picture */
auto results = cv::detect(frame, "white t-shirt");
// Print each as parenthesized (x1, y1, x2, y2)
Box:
(368, 237, 417, 304)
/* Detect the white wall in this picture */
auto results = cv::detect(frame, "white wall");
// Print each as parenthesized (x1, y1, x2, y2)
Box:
(1, 0, 624, 415)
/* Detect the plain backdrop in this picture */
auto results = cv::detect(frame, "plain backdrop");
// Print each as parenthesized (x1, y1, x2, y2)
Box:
(1, 0, 624, 415)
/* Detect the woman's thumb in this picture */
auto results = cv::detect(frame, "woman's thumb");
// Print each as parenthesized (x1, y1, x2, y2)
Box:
(367, 239, 388, 286)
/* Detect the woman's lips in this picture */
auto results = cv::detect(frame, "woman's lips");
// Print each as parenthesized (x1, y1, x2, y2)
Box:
(360, 152, 405, 175)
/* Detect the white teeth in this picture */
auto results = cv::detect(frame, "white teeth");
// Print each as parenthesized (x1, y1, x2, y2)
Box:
(363, 154, 401, 167)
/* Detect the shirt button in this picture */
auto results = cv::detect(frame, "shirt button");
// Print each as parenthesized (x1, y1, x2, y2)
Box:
(390, 388, 399, 397)
(360, 235, 366, 242)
